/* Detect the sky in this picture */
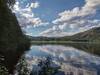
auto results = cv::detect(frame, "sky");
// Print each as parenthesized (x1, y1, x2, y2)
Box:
(13, 0, 100, 37)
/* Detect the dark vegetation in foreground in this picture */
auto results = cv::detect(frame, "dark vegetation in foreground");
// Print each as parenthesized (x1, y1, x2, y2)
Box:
(0, 0, 30, 74)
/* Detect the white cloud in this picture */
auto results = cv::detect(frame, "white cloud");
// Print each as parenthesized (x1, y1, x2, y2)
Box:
(53, 0, 100, 24)
(40, 26, 61, 37)
(13, 2, 39, 12)
(41, 19, 100, 37)
(13, 2, 20, 11)
(40, 25, 78, 37)
(47, 0, 100, 37)
(30, 2, 39, 8)
(13, 0, 100, 37)
(13, 1, 49, 28)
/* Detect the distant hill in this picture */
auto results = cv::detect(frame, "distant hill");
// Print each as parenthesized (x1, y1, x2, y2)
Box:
(70, 27, 100, 42)
(28, 27, 100, 42)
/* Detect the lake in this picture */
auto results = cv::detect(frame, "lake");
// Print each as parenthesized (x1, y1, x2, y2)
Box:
(23, 44, 100, 75)
(0, 44, 100, 75)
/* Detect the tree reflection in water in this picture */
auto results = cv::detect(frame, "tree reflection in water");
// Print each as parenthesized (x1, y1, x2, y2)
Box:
(0, 49, 27, 75)
(15, 56, 30, 75)
(0, 43, 100, 75)
(0, 50, 61, 75)
(30, 57, 61, 75)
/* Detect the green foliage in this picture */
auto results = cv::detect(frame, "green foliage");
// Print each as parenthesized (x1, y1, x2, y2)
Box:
(0, 0, 30, 52)
(0, 0, 15, 7)
(0, 0, 30, 74)
(15, 56, 30, 75)
(71, 27, 100, 42)
(0, 65, 9, 75)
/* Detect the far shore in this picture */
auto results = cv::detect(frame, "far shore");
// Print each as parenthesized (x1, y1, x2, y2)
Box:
(31, 41, 100, 45)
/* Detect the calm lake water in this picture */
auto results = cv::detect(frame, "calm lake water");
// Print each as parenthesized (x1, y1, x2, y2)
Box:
(24, 44, 100, 75)
(0, 44, 100, 75)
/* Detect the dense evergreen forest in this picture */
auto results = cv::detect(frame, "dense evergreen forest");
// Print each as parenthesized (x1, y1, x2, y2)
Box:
(0, 0, 30, 74)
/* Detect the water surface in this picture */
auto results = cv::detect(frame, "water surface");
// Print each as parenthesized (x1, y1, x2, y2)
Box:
(24, 44, 100, 75)
(0, 44, 100, 75)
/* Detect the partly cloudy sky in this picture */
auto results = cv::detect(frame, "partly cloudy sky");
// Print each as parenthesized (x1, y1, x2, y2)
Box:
(13, 0, 100, 37)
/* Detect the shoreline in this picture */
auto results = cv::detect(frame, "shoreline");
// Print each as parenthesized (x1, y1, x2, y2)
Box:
(31, 41, 100, 45)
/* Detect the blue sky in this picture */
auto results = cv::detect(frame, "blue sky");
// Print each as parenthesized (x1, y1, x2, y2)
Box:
(13, 0, 100, 37)
(32, 0, 85, 21)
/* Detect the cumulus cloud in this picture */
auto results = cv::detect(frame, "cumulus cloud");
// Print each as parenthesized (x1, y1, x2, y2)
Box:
(30, 2, 39, 8)
(13, 1, 49, 28)
(13, 0, 100, 37)
(53, 0, 100, 23)
(40, 19, 100, 37)
(41, 0, 100, 37)
(40, 25, 78, 37)
(41, 19, 100, 37)
(40, 26, 61, 37)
